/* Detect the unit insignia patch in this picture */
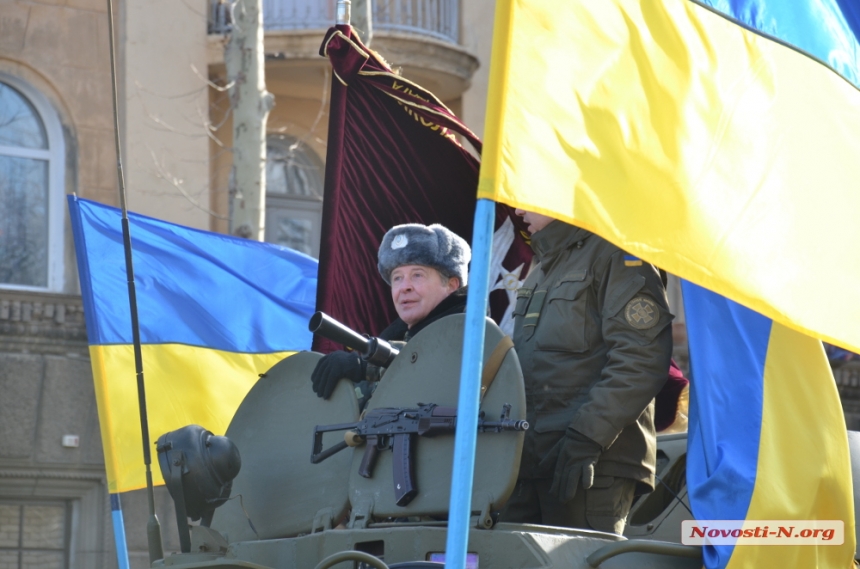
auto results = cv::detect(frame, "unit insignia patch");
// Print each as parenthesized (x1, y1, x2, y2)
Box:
(624, 296, 659, 329)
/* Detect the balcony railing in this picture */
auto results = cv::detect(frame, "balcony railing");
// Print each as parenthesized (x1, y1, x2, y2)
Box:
(371, 0, 459, 44)
(209, 0, 460, 45)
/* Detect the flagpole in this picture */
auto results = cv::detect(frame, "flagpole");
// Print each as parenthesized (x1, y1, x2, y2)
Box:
(337, 0, 351, 24)
(109, 494, 130, 569)
(444, 198, 495, 569)
(105, 0, 164, 563)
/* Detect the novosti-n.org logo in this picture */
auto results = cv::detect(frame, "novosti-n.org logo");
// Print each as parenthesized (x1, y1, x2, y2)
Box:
(681, 520, 844, 545)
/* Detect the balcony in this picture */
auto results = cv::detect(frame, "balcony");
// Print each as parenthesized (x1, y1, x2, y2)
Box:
(208, 0, 477, 102)
(210, 0, 460, 45)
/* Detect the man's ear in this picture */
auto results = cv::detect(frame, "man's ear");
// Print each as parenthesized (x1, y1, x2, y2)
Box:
(447, 277, 460, 293)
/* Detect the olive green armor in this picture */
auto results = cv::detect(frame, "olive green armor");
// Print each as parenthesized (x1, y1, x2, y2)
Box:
(512, 221, 673, 492)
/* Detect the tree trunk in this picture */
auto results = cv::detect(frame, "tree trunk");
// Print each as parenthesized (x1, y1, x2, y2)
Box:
(225, 0, 274, 241)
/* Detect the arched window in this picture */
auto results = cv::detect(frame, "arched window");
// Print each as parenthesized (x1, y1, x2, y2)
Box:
(264, 135, 324, 258)
(0, 76, 65, 290)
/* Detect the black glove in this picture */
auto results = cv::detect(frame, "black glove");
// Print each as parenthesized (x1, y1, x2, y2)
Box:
(311, 350, 366, 399)
(538, 429, 602, 504)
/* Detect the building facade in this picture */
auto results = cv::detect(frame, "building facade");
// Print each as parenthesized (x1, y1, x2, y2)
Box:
(0, 0, 479, 566)
(0, 0, 857, 568)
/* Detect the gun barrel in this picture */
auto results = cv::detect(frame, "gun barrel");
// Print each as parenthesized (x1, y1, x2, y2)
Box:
(479, 419, 529, 432)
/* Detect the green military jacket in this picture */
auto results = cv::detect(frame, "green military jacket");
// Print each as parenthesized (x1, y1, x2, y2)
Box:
(513, 221, 673, 491)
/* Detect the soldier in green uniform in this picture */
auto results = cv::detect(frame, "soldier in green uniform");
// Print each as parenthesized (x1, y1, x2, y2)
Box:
(311, 223, 470, 401)
(499, 209, 673, 535)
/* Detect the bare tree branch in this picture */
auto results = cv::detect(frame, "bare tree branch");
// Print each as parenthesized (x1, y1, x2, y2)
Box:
(148, 147, 228, 220)
(190, 63, 235, 92)
(133, 81, 209, 138)
(195, 103, 230, 148)
(291, 67, 329, 151)
(132, 79, 208, 100)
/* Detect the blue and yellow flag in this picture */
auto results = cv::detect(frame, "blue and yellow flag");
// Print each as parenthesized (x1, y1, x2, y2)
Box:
(476, 0, 858, 566)
(68, 196, 317, 493)
(478, 0, 860, 353)
(683, 281, 854, 568)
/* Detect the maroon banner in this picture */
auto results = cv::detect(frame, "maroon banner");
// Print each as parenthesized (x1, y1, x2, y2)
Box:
(314, 25, 532, 353)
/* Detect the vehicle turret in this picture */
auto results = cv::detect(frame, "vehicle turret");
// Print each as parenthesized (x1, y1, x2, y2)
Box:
(153, 314, 709, 568)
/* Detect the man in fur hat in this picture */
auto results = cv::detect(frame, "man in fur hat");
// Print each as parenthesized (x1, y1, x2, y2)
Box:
(311, 223, 470, 402)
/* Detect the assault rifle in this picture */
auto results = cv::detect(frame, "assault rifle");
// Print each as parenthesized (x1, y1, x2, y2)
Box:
(311, 402, 528, 506)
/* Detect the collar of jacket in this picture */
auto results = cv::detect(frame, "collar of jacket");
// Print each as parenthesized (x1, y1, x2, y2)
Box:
(530, 221, 592, 272)
(381, 287, 469, 342)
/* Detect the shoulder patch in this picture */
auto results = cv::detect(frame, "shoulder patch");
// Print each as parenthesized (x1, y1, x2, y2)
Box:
(624, 296, 659, 329)
(624, 254, 643, 267)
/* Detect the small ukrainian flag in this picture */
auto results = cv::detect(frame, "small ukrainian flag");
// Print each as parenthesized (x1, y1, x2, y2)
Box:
(624, 254, 643, 267)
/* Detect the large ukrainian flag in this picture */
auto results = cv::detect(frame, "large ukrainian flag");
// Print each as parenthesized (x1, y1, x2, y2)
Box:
(478, 0, 860, 353)
(68, 196, 317, 493)
(476, 0, 857, 566)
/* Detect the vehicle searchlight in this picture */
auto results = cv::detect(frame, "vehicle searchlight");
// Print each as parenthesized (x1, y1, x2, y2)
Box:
(156, 425, 241, 553)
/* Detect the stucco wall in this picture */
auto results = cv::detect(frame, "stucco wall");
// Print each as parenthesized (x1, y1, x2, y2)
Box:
(460, 0, 496, 138)
(121, 0, 211, 228)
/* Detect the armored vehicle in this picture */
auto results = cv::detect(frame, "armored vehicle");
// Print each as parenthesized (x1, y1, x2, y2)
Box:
(151, 314, 860, 569)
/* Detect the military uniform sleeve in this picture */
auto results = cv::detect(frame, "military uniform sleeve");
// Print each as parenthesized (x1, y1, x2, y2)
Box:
(568, 251, 673, 449)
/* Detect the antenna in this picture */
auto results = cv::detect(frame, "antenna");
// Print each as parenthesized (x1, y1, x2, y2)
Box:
(104, 0, 164, 562)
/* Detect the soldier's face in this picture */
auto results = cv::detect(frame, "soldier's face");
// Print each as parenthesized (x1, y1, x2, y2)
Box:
(515, 208, 555, 234)
(390, 265, 459, 328)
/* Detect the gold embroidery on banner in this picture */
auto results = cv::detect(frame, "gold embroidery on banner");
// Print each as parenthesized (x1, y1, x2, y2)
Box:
(354, 71, 480, 145)
(387, 80, 457, 141)
(361, 71, 451, 110)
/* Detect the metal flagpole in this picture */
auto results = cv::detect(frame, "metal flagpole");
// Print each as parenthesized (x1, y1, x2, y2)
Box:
(104, 0, 164, 563)
(109, 494, 130, 569)
(444, 198, 495, 569)
(337, 0, 351, 25)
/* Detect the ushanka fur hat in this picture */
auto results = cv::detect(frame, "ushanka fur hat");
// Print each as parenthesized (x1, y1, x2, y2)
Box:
(378, 223, 471, 286)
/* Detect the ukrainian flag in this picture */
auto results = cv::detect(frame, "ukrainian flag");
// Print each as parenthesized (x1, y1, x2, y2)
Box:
(683, 281, 854, 567)
(68, 196, 317, 493)
(478, 0, 860, 353)
(476, 0, 858, 565)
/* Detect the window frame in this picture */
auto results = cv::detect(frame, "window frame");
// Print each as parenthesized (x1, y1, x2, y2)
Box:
(264, 134, 324, 258)
(0, 73, 66, 292)
(0, 499, 72, 569)
(0, 474, 107, 569)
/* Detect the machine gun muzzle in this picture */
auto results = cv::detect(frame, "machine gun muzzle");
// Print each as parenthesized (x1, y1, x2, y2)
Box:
(309, 311, 399, 368)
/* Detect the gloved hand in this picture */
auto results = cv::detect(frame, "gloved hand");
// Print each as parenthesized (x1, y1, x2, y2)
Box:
(538, 429, 602, 504)
(311, 350, 366, 399)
